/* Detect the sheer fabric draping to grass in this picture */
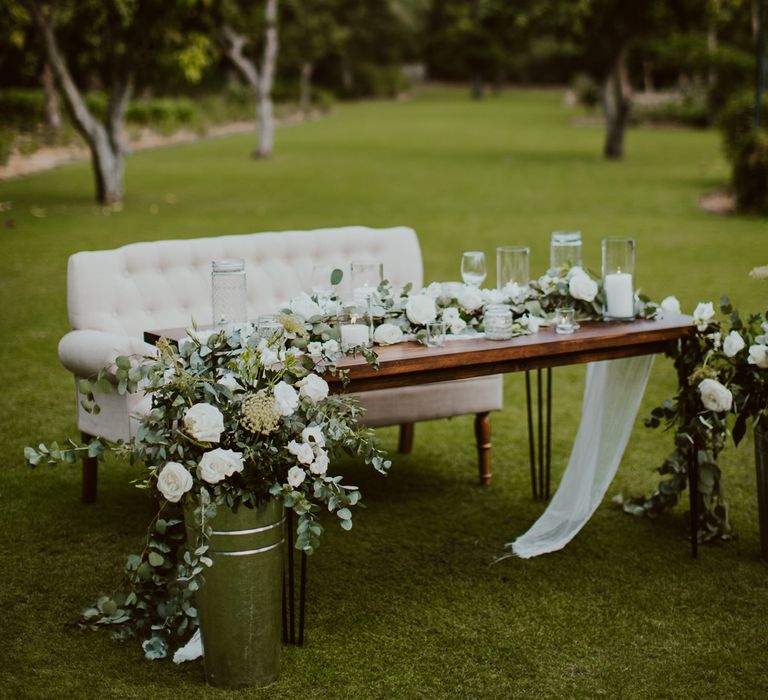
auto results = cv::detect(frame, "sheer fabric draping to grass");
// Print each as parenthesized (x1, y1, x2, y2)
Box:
(510, 356, 654, 558)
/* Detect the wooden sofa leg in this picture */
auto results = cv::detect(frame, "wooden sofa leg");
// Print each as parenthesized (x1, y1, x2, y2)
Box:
(81, 431, 98, 504)
(398, 423, 415, 454)
(474, 412, 491, 486)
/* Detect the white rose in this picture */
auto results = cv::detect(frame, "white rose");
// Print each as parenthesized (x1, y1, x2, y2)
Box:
(301, 425, 326, 447)
(217, 374, 242, 392)
(441, 307, 466, 335)
(259, 343, 280, 367)
(520, 315, 543, 333)
(289, 292, 323, 320)
(723, 331, 745, 358)
(457, 286, 483, 313)
(660, 296, 682, 316)
(698, 378, 733, 413)
(693, 302, 715, 331)
(748, 344, 768, 368)
(287, 465, 306, 488)
(425, 282, 443, 299)
(323, 339, 340, 355)
(273, 381, 299, 416)
(197, 448, 244, 484)
(502, 282, 529, 305)
(373, 323, 404, 345)
(297, 374, 329, 402)
(568, 272, 598, 302)
(566, 266, 585, 280)
(287, 440, 315, 465)
(405, 294, 437, 326)
(183, 403, 225, 443)
(482, 288, 505, 305)
(537, 274, 556, 294)
(156, 462, 193, 503)
(307, 341, 323, 356)
(310, 450, 329, 475)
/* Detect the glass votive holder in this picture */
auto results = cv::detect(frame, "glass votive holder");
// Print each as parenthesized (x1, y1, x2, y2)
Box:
(550, 231, 583, 270)
(340, 314, 372, 350)
(254, 314, 283, 342)
(350, 261, 383, 306)
(496, 246, 530, 289)
(602, 237, 636, 321)
(555, 307, 576, 335)
(426, 321, 447, 348)
(212, 259, 247, 328)
(484, 304, 514, 340)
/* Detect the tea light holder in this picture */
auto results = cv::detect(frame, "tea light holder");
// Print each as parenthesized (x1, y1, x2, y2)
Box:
(426, 322, 447, 347)
(602, 238, 636, 321)
(555, 307, 576, 335)
(484, 304, 514, 340)
(340, 315, 371, 350)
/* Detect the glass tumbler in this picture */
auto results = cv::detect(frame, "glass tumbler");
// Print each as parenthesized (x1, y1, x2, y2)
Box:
(602, 238, 636, 321)
(496, 246, 530, 289)
(212, 259, 247, 328)
(550, 231, 583, 271)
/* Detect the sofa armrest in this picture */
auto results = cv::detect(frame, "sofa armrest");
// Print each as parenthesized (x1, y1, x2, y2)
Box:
(58, 330, 158, 381)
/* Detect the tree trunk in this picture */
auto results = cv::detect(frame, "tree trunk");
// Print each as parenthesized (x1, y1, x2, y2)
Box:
(255, 0, 279, 159)
(602, 47, 632, 160)
(41, 61, 61, 134)
(299, 61, 313, 114)
(30, 2, 130, 204)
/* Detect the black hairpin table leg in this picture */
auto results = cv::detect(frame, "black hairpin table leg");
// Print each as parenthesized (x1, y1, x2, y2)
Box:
(526, 368, 553, 500)
(283, 510, 309, 645)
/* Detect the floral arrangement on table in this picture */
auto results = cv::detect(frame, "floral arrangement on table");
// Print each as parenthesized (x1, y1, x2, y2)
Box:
(25, 322, 390, 659)
(623, 277, 768, 543)
(283, 265, 658, 353)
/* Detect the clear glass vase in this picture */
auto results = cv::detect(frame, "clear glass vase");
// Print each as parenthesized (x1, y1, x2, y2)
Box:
(550, 231, 582, 271)
(496, 246, 529, 289)
(212, 259, 247, 328)
(601, 238, 635, 321)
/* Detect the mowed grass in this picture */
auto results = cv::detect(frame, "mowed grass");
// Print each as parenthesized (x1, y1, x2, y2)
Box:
(1, 86, 767, 699)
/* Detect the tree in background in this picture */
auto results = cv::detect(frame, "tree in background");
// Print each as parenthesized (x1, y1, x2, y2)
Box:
(23, 0, 212, 204)
(219, 0, 279, 159)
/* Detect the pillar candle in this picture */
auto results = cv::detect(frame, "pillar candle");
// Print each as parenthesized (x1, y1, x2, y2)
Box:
(341, 322, 370, 348)
(604, 272, 634, 319)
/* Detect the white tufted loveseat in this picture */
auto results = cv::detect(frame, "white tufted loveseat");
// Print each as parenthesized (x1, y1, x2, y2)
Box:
(59, 225, 503, 501)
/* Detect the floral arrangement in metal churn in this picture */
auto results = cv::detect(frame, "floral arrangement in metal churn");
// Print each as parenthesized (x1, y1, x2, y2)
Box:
(25, 321, 391, 659)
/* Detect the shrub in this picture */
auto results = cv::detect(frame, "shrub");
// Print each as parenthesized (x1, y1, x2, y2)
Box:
(0, 90, 45, 130)
(0, 129, 15, 166)
(718, 90, 768, 162)
(348, 64, 410, 99)
(571, 73, 599, 110)
(633, 90, 709, 128)
(731, 129, 768, 214)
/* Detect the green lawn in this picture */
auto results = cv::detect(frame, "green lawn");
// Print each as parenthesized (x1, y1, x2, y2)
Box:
(1, 86, 767, 699)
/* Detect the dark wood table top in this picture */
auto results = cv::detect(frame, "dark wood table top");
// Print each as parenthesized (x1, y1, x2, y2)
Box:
(145, 315, 693, 392)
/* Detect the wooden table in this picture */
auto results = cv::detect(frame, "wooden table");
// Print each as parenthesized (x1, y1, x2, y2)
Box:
(145, 315, 699, 555)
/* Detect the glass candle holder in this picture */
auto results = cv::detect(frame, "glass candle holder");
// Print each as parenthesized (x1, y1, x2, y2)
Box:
(496, 246, 530, 289)
(555, 307, 576, 334)
(550, 231, 583, 270)
(254, 314, 283, 343)
(602, 238, 636, 321)
(350, 261, 383, 307)
(461, 251, 487, 287)
(212, 259, 247, 328)
(426, 321, 447, 347)
(339, 314, 372, 350)
(484, 304, 514, 340)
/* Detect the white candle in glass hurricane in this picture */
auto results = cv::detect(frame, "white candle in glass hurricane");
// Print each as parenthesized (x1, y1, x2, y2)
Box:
(604, 269, 634, 319)
(341, 316, 370, 348)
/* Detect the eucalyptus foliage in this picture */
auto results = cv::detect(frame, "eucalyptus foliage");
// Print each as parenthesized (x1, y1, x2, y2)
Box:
(26, 319, 390, 659)
(626, 296, 768, 542)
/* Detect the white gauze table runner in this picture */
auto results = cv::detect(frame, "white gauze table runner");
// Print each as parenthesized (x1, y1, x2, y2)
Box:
(509, 355, 654, 559)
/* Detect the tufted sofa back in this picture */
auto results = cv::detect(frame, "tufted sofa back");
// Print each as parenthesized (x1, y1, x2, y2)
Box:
(67, 226, 423, 338)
